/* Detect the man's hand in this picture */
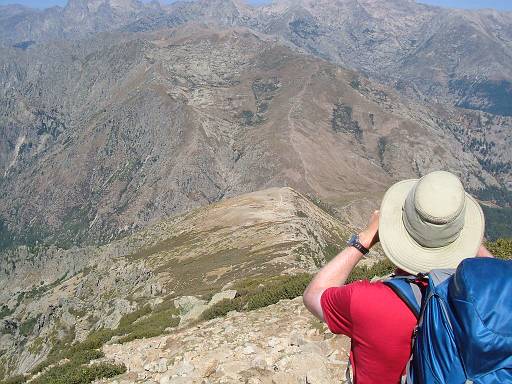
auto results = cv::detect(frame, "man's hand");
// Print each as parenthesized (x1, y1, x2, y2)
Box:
(359, 210, 380, 249)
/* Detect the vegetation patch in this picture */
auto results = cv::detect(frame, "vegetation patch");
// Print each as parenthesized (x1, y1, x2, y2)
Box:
(323, 243, 342, 262)
(30, 362, 126, 384)
(482, 206, 512, 240)
(331, 103, 362, 141)
(201, 258, 397, 321)
(486, 238, 512, 260)
(117, 306, 180, 344)
(450, 78, 512, 116)
(28, 337, 45, 354)
(289, 17, 321, 39)
(19, 316, 39, 337)
(240, 110, 263, 126)
(24, 299, 179, 384)
(346, 258, 395, 283)
(0, 374, 26, 384)
(0, 306, 13, 320)
(200, 274, 311, 321)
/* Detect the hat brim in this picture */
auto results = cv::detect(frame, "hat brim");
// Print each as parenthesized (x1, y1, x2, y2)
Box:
(379, 179, 485, 275)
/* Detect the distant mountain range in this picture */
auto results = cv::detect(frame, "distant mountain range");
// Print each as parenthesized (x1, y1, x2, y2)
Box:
(2, 0, 511, 115)
(0, 0, 511, 248)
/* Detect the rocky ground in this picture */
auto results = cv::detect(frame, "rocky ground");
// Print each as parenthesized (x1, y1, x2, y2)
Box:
(99, 297, 350, 384)
(0, 188, 357, 378)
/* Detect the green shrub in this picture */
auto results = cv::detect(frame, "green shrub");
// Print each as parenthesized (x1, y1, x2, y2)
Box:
(201, 262, 399, 322)
(117, 305, 151, 330)
(486, 238, 512, 260)
(31, 328, 76, 374)
(201, 274, 312, 320)
(75, 329, 116, 351)
(19, 316, 39, 337)
(200, 298, 244, 321)
(0, 375, 26, 384)
(0, 305, 13, 320)
(117, 308, 179, 344)
(482, 206, 512, 240)
(246, 274, 311, 310)
(323, 244, 342, 262)
(347, 258, 396, 283)
(30, 362, 125, 384)
(68, 349, 104, 365)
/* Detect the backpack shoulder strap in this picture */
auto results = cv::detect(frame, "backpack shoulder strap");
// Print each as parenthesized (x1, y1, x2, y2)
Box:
(428, 269, 455, 286)
(383, 276, 423, 319)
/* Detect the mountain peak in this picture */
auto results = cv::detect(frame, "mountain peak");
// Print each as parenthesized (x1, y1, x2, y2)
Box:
(64, 0, 143, 13)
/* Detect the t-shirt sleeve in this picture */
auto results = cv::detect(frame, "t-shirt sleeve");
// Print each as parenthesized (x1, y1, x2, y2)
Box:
(320, 284, 356, 337)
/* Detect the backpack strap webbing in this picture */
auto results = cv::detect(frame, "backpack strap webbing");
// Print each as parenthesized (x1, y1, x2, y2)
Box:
(383, 278, 423, 319)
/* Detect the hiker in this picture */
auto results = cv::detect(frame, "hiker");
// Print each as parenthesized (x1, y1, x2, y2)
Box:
(302, 170, 495, 383)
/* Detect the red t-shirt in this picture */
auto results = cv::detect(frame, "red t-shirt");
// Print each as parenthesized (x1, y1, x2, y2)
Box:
(320, 280, 418, 384)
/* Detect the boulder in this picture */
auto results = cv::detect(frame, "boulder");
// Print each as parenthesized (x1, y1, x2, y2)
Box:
(174, 296, 207, 314)
(208, 290, 237, 306)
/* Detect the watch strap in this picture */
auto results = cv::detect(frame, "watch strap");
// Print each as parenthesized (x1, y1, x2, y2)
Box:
(348, 234, 370, 255)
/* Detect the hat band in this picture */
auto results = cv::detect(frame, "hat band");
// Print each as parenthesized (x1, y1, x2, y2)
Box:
(402, 187, 465, 248)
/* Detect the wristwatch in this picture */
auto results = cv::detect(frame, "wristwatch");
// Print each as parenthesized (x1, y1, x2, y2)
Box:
(347, 234, 370, 255)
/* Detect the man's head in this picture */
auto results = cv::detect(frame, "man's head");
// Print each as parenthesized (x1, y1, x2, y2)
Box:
(378, 171, 485, 274)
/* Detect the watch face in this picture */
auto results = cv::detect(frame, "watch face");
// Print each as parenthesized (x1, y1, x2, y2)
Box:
(347, 234, 358, 245)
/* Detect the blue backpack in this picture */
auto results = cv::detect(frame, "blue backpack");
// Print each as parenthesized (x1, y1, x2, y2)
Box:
(384, 257, 512, 384)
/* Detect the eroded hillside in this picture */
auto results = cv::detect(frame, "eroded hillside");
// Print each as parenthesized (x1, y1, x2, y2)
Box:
(0, 187, 360, 379)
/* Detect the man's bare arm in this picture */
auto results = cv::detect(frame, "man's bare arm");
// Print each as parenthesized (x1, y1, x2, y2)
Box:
(303, 211, 380, 320)
(477, 244, 494, 257)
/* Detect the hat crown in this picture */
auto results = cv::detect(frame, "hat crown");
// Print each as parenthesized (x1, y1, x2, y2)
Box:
(414, 171, 465, 225)
(403, 171, 467, 248)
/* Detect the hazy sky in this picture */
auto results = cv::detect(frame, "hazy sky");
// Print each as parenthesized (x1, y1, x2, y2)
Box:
(1, 0, 512, 11)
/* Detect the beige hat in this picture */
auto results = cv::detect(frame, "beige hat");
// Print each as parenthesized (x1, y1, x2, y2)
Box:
(379, 171, 485, 275)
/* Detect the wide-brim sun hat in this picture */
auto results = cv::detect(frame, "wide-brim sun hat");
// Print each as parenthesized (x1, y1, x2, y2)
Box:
(379, 170, 485, 275)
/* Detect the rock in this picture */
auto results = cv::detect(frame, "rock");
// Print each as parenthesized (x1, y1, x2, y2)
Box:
(288, 331, 304, 347)
(157, 358, 167, 373)
(143, 358, 168, 373)
(305, 368, 332, 384)
(99, 298, 350, 384)
(174, 296, 207, 314)
(242, 344, 256, 355)
(271, 372, 297, 384)
(300, 342, 325, 356)
(159, 376, 190, 384)
(201, 359, 219, 378)
(267, 337, 283, 349)
(99, 299, 136, 329)
(208, 290, 237, 306)
(251, 354, 267, 370)
(148, 297, 164, 308)
(175, 359, 195, 375)
(179, 303, 209, 325)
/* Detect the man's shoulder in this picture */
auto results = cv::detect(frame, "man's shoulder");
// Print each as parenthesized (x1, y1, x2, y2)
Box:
(347, 279, 416, 323)
(322, 280, 394, 305)
(345, 279, 390, 291)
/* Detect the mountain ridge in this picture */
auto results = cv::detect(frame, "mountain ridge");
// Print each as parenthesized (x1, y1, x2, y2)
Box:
(0, 187, 355, 377)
